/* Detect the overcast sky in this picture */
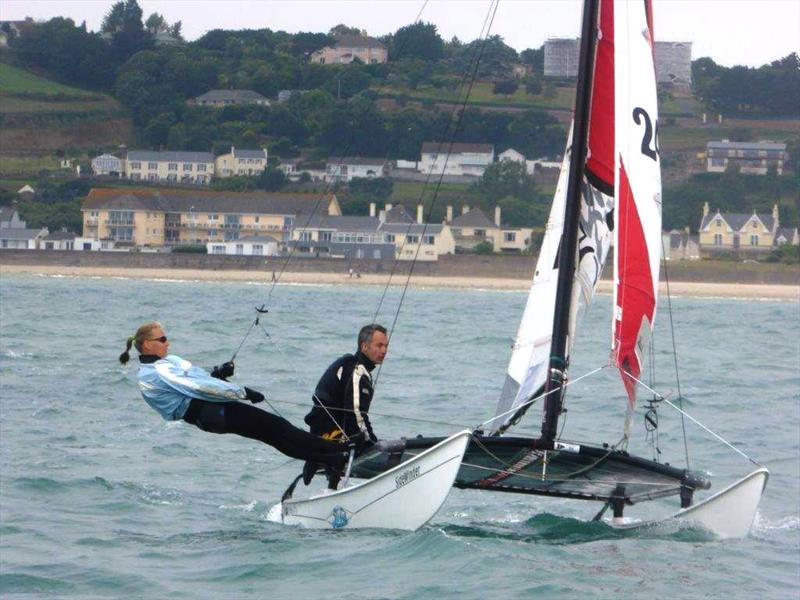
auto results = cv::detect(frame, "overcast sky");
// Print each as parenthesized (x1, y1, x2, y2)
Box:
(1, 0, 798, 68)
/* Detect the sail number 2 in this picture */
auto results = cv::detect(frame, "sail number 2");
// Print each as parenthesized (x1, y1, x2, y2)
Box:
(632, 107, 659, 161)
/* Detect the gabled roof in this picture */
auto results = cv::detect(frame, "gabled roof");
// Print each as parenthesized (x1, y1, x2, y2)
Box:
(700, 210, 775, 232)
(451, 208, 496, 228)
(232, 149, 267, 159)
(333, 34, 385, 50)
(775, 227, 799, 244)
(706, 140, 786, 152)
(379, 222, 444, 235)
(235, 235, 279, 243)
(127, 150, 215, 163)
(298, 215, 380, 232)
(82, 188, 338, 216)
(44, 231, 76, 241)
(0, 228, 47, 240)
(328, 156, 386, 167)
(421, 142, 494, 155)
(384, 205, 414, 223)
(92, 153, 121, 161)
(195, 89, 267, 102)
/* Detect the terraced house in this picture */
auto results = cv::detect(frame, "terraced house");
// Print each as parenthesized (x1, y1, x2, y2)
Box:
(81, 188, 341, 248)
(125, 151, 215, 184)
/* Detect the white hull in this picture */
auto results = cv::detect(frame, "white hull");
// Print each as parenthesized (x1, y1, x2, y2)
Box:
(277, 430, 471, 531)
(612, 468, 769, 539)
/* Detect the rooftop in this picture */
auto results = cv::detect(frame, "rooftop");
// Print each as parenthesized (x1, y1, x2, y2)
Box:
(127, 150, 215, 163)
(421, 142, 494, 155)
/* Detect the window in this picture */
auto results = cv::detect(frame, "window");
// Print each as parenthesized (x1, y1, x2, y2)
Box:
(130, 161, 141, 170)
(147, 173, 157, 181)
(299, 231, 311, 241)
(235, 243, 244, 255)
(252, 244, 263, 255)
(320, 231, 332, 242)
(504, 232, 516, 242)
(166, 174, 177, 182)
(750, 234, 759, 246)
(384, 234, 395, 243)
(752, 221, 758, 229)
(254, 216, 260, 223)
(211, 245, 225, 254)
(183, 163, 193, 171)
(209, 214, 218, 221)
(715, 219, 722, 228)
(148, 162, 157, 170)
(372, 249, 382, 259)
(168, 163, 178, 171)
(406, 234, 419, 244)
(198, 164, 207, 172)
(423, 235, 435, 245)
(714, 233, 723, 245)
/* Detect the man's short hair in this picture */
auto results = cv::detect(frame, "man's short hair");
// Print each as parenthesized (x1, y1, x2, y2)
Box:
(358, 323, 387, 348)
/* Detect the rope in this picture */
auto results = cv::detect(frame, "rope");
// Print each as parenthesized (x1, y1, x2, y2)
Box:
(621, 371, 763, 467)
(660, 236, 691, 468)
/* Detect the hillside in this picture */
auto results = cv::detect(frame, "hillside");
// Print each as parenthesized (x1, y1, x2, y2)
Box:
(0, 64, 134, 168)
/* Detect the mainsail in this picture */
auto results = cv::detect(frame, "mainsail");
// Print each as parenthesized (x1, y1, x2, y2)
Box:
(612, 0, 662, 423)
(489, 0, 615, 436)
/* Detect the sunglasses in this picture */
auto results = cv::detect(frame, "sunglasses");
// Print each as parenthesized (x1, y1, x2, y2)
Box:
(148, 336, 168, 343)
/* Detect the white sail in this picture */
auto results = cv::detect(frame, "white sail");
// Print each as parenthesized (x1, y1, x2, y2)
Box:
(612, 0, 663, 425)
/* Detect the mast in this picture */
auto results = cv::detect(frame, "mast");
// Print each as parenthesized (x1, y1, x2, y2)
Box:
(540, 0, 601, 444)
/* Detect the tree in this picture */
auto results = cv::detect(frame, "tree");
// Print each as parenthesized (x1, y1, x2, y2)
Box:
(474, 241, 494, 254)
(524, 77, 543, 96)
(389, 22, 444, 62)
(452, 35, 518, 79)
(145, 12, 168, 34)
(520, 46, 544, 72)
(493, 79, 519, 95)
(329, 24, 362, 37)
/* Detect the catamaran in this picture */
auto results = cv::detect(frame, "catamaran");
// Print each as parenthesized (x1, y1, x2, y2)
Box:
(346, 0, 768, 538)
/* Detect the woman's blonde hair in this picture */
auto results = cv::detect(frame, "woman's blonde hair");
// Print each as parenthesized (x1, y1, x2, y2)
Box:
(119, 321, 162, 364)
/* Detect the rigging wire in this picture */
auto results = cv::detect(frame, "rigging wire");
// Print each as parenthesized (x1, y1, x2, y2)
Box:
(622, 370, 763, 467)
(372, 0, 502, 390)
(227, 0, 439, 362)
(660, 236, 691, 468)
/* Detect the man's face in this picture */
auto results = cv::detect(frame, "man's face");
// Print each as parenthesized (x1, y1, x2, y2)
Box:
(361, 331, 388, 365)
(141, 326, 170, 358)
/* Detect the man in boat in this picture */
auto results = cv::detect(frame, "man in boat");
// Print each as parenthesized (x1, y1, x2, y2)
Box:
(302, 323, 389, 489)
(120, 321, 349, 467)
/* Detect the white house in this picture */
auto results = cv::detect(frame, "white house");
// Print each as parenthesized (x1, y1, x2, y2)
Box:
(214, 147, 268, 178)
(326, 157, 387, 182)
(41, 230, 76, 250)
(91, 153, 124, 176)
(0, 227, 48, 249)
(419, 142, 494, 177)
(125, 150, 215, 184)
(207, 235, 280, 256)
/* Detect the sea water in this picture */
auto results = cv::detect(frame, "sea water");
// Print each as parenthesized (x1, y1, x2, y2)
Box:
(0, 273, 798, 599)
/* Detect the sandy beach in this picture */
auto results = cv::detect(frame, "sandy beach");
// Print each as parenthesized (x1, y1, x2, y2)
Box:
(2, 264, 798, 299)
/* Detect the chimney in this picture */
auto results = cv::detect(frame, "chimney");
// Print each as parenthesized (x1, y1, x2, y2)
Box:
(494, 206, 501, 227)
(369, 202, 376, 217)
(703, 201, 709, 218)
(231, 146, 235, 155)
(385, 203, 393, 213)
(378, 210, 385, 223)
(446, 205, 453, 223)
(417, 204, 423, 224)
(462, 204, 469, 215)
(772, 204, 779, 229)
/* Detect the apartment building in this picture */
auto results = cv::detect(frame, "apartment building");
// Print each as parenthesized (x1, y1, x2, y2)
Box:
(215, 147, 269, 177)
(125, 151, 215, 184)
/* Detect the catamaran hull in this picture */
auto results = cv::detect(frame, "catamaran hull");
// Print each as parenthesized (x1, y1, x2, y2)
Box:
(277, 430, 471, 531)
(611, 467, 769, 539)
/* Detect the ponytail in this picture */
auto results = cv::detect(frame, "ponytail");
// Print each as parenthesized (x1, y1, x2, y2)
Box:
(119, 335, 135, 364)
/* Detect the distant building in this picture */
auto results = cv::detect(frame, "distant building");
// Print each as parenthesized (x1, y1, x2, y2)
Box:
(0, 206, 26, 229)
(207, 235, 280, 256)
(91, 153, 124, 176)
(192, 89, 270, 107)
(153, 31, 182, 46)
(544, 38, 692, 89)
(511, 64, 533, 80)
(17, 184, 35, 200)
(310, 34, 387, 65)
(662, 229, 700, 261)
(326, 157, 388, 182)
(277, 90, 308, 103)
(81, 187, 341, 248)
(0, 17, 35, 47)
(214, 147, 269, 178)
(699, 202, 782, 256)
(0, 227, 48, 249)
(447, 205, 532, 253)
(125, 150, 215, 184)
(774, 227, 800, 246)
(41, 230, 76, 251)
(419, 142, 494, 177)
(706, 140, 788, 175)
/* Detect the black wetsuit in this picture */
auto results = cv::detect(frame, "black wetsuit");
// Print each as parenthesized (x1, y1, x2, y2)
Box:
(303, 351, 378, 488)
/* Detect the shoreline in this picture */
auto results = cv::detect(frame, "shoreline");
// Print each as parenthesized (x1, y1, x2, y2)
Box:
(2, 264, 798, 299)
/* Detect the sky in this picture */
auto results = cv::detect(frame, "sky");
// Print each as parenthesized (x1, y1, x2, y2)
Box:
(1, 0, 798, 68)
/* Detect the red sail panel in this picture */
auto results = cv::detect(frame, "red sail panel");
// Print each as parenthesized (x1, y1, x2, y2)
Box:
(614, 159, 655, 407)
(585, 0, 614, 190)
